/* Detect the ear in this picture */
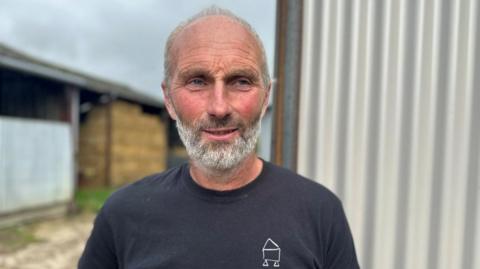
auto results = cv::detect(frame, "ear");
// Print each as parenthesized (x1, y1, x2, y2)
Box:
(162, 81, 178, 120)
(260, 82, 272, 117)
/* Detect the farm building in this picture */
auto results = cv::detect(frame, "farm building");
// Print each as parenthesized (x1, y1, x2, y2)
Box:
(0, 43, 167, 226)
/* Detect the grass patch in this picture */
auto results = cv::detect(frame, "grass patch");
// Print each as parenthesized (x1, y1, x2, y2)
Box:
(0, 225, 39, 253)
(75, 188, 115, 213)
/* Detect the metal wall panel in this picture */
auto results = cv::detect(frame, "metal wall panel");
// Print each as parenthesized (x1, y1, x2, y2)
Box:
(259, 109, 273, 161)
(297, 0, 479, 268)
(0, 116, 74, 214)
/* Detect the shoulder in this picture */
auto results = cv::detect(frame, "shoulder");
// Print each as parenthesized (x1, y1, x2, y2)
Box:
(263, 161, 341, 206)
(101, 164, 185, 215)
(261, 162, 360, 267)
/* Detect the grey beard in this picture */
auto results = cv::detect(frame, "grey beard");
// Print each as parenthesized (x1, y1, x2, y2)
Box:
(176, 116, 261, 171)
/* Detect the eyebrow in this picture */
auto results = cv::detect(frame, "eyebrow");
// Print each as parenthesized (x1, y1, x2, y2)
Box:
(177, 68, 213, 82)
(224, 69, 260, 83)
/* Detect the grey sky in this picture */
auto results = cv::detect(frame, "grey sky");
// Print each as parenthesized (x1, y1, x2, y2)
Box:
(0, 0, 277, 100)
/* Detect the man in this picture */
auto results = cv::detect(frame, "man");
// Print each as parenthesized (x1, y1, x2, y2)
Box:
(79, 7, 359, 269)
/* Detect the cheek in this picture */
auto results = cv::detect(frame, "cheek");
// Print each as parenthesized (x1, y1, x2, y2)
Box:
(230, 94, 265, 119)
(171, 93, 206, 121)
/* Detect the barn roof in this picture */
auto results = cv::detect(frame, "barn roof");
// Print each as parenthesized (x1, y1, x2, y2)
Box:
(0, 43, 162, 108)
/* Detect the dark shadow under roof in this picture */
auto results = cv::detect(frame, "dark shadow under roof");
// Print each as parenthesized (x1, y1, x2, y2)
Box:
(0, 42, 162, 108)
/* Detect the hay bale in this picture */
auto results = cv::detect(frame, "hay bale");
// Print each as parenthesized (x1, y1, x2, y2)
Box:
(78, 100, 168, 187)
(109, 100, 167, 186)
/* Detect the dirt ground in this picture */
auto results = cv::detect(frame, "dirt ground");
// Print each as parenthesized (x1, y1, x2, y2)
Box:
(0, 213, 95, 269)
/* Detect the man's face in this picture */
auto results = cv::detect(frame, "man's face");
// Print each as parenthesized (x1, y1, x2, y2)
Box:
(162, 16, 270, 170)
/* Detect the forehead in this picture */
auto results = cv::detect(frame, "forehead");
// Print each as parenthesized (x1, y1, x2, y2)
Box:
(170, 16, 262, 73)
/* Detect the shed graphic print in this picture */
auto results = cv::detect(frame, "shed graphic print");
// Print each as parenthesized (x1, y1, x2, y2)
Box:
(262, 238, 281, 267)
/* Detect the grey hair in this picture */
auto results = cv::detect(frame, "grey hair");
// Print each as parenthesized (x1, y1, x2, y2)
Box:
(163, 6, 271, 88)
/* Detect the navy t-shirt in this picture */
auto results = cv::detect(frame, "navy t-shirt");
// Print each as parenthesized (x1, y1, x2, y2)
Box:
(78, 161, 359, 268)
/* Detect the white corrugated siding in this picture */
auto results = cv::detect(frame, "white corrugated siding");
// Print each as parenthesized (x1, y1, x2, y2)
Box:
(0, 117, 74, 214)
(259, 108, 273, 161)
(297, 0, 479, 268)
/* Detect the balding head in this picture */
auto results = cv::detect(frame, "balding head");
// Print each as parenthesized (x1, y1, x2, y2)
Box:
(163, 6, 270, 89)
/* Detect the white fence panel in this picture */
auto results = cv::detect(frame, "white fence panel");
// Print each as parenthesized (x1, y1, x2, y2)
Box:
(0, 117, 74, 214)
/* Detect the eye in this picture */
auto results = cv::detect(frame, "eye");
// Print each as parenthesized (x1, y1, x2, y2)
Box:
(186, 77, 208, 91)
(231, 77, 253, 91)
(189, 78, 206, 85)
(236, 78, 251, 85)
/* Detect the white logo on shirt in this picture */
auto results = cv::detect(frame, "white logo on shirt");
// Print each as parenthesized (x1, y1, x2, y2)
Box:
(262, 238, 281, 267)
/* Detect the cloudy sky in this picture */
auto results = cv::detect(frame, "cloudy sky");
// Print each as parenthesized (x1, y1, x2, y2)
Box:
(0, 0, 277, 101)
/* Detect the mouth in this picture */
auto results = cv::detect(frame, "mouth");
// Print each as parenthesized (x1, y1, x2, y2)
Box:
(202, 127, 239, 141)
(203, 128, 237, 135)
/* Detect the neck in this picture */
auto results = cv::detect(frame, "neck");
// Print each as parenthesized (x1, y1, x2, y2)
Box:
(189, 154, 263, 191)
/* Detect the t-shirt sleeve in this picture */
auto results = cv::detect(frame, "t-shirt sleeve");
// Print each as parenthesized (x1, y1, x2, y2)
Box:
(78, 209, 118, 269)
(324, 198, 360, 269)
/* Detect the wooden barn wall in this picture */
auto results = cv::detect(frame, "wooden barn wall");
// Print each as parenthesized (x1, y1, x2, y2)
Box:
(0, 68, 67, 121)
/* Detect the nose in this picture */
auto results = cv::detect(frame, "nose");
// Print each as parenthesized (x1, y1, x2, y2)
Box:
(207, 81, 231, 118)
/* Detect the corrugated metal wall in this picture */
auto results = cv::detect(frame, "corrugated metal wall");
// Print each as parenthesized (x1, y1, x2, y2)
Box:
(297, 0, 479, 268)
(0, 117, 74, 214)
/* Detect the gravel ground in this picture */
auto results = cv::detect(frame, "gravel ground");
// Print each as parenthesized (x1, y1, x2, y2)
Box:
(0, 213, 94, 269)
